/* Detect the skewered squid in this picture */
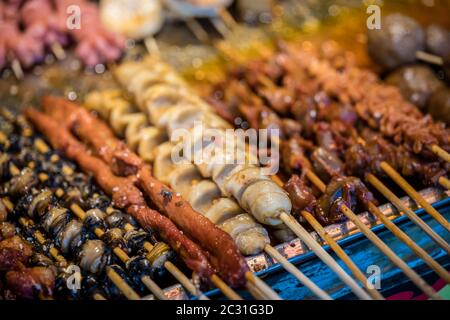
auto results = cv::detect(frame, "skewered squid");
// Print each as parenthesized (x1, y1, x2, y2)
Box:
(113, 58, 292, 230)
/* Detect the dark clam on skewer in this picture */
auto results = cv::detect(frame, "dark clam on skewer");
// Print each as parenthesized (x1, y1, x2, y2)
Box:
(0, 112, 203, 300)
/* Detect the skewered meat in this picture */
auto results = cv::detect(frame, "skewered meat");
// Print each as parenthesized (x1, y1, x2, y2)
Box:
(6, 266, 55, 299)
(36, 97, 252, 286)
(317, 176, 376, 225)
(367, 13, 425, 70)
(425, 24, 450, 60)
(0, 235, 33, 271)
(54, 0, 125, 67)
(311, 147, 344, 182)
(385, 65, 444, 110)
(345, 129, 446, 186)
(0, 222, 16, 241)
(428, 86, 450, 126)
(284, 175, 316, 215)
(7, 168, 38, 197)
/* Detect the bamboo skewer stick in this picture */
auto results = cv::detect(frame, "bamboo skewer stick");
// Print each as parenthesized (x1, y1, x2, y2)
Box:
(379, 162, 450, 232)
(210, 274, 242, 300)
(304, 169, 444, 299)
(300, 211, 384, 300)
(50, 43, 66, 60)
(438, 177, 450, 190)
(271, 175, 380, 299)
(416, 51, 444, 66)
(366, 173, 450, 255)
(429, 144, 450, 163)
(339, 204, 442, 300)
(366, 201, 450, 284)
(106, 267, 141, 300)
(263, 244, 332, 300)
(278, 212, 372, 300)
(245, 271, 281, 300)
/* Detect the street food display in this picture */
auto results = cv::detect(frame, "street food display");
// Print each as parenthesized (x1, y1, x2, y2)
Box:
(0, 0, 449, 301)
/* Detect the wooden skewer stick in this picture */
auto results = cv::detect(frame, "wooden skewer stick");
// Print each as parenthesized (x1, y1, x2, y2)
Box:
(29, 129, 209, 300)
(10, 58, 24, 80)
(272, 175, 380, 299)
(217, 8, 239, 30)
(107, 267, 141, 300)
(429, 144, 450, 163)
(278, 212, 372, 299)
(50, 43, 66, 60)
(339, 204, 442, 300)
(263, 244, 332, 300)
(123, 222, 209, 300)
(93, 293, 107, 300)
(185, 18, 211, 44)
(304, 169, 444, 298)
(366, 201, 450, 284)
(416, 51, 444, 66)
(210, 274, 242, 300)
(300, 211, 384, 300)
(439, 177, 450, 190)
(366, 173, 450, 255)
(210, 16, 231, 38)
(245, 271, 281, 300)
(380, 161, 450, 232)
(70, 204, 168, 300)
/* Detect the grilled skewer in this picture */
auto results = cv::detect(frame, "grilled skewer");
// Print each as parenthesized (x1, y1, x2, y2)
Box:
(84, 89, 332, 300)
(32, 97, 282, 299)
(108, 59, 372, 299)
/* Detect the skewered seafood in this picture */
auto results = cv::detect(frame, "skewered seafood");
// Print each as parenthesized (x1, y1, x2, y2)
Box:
(32, 96, 250, 287)
(85, 90, 276, 255)
(24, 107, 241, 286)
(113, 58, 292, 229)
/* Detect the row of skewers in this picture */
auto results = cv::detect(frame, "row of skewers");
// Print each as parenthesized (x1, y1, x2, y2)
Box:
(2, 33, 450, 300)
(0, 0, 126, 77)
(0, 111, 207, 299)
(0, 0, 261, 79)
(74, 49, 450, 299)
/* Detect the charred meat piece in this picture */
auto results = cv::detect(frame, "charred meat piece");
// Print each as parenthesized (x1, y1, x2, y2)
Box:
(6, 266, 55, 299)
(0, 235, 33, 271)
(317, 176, 376, 225)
